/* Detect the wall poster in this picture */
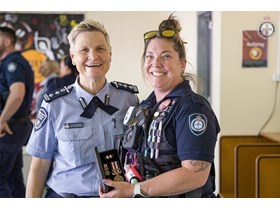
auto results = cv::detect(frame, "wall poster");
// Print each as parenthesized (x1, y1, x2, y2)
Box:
(0, 13, 84, 117)
(242, 30, 268, 68)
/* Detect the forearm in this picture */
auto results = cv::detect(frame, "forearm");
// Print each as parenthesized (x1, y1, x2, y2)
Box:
(142, 165, 210, 197)
(26, 157, 51, 198)
(26, 171, 47, 198)
(0, 82, 24, 123)
(100, 160, 211, 198)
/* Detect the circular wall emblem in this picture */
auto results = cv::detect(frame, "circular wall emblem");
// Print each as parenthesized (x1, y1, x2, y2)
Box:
(259, 21, 275, 38)
(249, 47, 262, 60)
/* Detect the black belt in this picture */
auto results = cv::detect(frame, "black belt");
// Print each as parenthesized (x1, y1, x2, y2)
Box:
(60, 193, 98, 198)
(47, 188, 98, 198)
(8, 116, 30, 124)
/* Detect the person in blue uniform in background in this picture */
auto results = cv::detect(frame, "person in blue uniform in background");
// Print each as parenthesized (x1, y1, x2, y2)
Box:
(35, 59, 59, 113)
(99, 14, 220, 198)
(46, 55, 78, 92)
(25, 19, 139, 198)
(0, 26, 34, 197)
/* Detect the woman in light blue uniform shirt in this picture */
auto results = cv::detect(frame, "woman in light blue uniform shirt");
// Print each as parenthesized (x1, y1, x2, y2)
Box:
(25, 19, 138, 198)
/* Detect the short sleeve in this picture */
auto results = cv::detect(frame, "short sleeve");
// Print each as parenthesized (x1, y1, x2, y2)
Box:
(175, 100, 218, 163)
(26, 100, 57, 159)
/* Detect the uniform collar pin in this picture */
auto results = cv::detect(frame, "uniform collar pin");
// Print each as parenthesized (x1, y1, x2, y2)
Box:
(105, 94, 110, 106)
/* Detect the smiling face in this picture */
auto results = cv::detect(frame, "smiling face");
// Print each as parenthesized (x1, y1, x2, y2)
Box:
(70, 31, 111, 87)
(143, 38, 186, 99)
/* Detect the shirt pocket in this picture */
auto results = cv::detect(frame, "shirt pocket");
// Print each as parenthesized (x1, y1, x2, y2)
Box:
(57, 126, 101, 165)
(104, 118, 125, 149)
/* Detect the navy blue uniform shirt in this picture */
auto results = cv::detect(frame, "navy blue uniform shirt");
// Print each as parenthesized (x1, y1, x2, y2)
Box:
(141, 80, 220, 163)
(0, 50, 34, 198)
(0, 51, 34, 118)
(140, 80, 220, 196)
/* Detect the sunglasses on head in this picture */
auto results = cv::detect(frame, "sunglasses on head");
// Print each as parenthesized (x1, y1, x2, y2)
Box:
(143, 29, 176, 40)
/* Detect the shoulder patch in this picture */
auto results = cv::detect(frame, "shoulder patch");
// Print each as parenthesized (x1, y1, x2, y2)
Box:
(110, 81, 139, 94)
(7, 62, 17, 73)
(43, 85, 73, 103)
(35, 107, 48, 131)
(189, 113, 207, 136)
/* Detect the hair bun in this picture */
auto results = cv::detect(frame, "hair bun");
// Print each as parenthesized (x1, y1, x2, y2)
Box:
(158, 14, 182, 33)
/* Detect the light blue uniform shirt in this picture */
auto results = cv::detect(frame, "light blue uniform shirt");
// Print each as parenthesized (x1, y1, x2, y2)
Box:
(26, 79, 138, 197)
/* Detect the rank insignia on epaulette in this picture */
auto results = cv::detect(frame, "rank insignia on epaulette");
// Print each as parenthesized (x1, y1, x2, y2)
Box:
(110, 81, 139, 94)
(43, 85, 73, 103)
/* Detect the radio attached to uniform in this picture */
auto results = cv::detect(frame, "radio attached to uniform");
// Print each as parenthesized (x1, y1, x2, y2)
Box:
(122, 106, 150, 151)
(122, 106, 150, 185)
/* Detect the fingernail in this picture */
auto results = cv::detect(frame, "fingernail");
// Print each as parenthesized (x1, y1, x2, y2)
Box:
(103, 179, 108, 184)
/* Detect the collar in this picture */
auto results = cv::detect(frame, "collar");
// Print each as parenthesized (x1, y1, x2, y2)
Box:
(74, 76, 110, 105)
(141, 80, 193, 108)
(1, 51, 21, 62)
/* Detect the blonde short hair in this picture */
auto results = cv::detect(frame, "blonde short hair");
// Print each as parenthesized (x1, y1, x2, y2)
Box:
(67, 19, 111, 51)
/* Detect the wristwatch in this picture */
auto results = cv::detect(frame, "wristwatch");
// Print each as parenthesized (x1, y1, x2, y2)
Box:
(133, 182, 149, 198)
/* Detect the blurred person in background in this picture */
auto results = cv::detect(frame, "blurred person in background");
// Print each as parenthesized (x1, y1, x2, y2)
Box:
(35, 59, 59, 113)
(0, 26, 34, 197)
(46, 55, 78, 92)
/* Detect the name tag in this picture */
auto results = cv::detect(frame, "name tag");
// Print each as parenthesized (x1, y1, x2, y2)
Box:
(64, 122, 84, 129)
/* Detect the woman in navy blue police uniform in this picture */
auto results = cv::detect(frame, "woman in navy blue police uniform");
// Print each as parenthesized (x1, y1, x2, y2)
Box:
(0, 26, 34, 197)
(25, 19, 138, 198)
(100, 14, 220, 198)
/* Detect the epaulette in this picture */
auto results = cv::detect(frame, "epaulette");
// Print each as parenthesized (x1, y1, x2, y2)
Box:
(43, 86, 73, 103)
(191, 93, 205, 105)
(110, 81, 139, 94)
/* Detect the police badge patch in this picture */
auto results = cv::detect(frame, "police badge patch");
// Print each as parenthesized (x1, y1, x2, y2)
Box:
(189, 113, 207, 136)
(35, 107, 48, 131)
(7, 62, 17, 73)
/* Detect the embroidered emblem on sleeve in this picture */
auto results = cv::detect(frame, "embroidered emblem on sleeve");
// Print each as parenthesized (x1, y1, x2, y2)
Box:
(35, 107, 48, 131)
(7, 62, 17, 73)
(189, 113, 207, 136)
